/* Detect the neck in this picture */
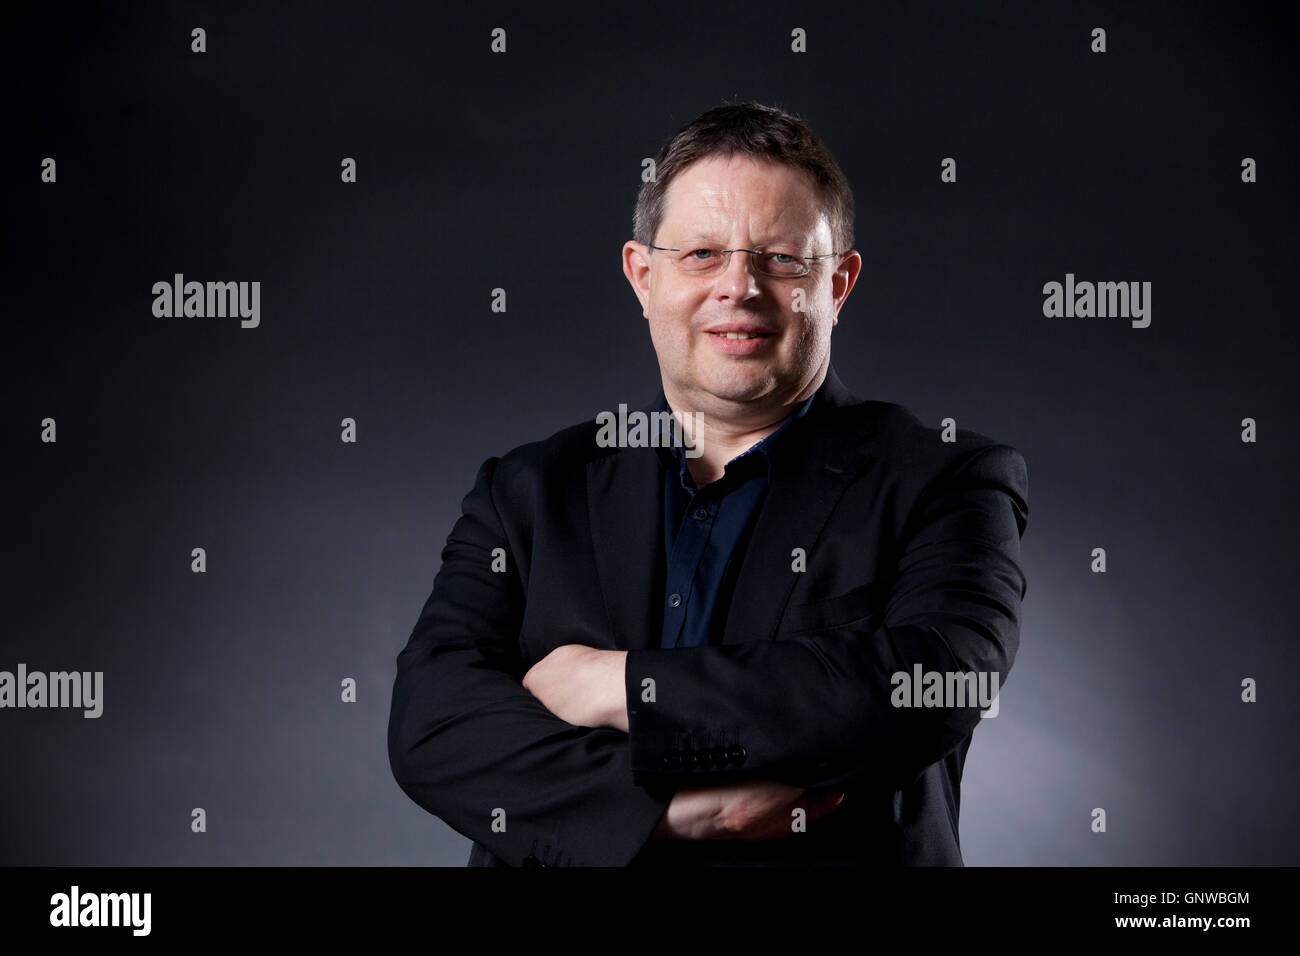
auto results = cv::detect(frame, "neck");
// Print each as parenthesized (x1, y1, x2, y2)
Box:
(663, 368, 825, 485)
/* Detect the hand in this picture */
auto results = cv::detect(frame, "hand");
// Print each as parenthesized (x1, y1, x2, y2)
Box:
(521, 644, 628, 731)
(651, 778, 846, 841)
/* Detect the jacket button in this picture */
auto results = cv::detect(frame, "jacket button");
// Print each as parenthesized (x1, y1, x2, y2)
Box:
(522, 854, 545, 867)
(710, 746, 728, 766)
(663, 748, 682, 771)
(682, 746, 698, 769)
(696, 747, 713, 769)
(727, 745, 747, 765)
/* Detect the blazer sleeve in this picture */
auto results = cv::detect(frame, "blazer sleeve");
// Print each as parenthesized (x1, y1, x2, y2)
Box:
(388, 455, 672, 866)
(623, 442, 1029, 794)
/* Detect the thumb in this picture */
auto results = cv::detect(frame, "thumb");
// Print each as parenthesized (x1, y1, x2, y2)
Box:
(808, 790, 846, 814)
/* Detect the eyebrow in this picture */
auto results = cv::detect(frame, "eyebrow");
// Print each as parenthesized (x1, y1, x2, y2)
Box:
(676, 233, 807, 246)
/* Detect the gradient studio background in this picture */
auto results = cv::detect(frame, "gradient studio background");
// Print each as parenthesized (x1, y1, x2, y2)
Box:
(4, 1, 1296, 865)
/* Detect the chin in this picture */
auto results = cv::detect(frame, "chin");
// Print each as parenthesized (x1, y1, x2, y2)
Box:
(696, 366, 776, 401)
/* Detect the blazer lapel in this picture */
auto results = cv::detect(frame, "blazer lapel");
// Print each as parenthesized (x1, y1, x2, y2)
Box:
(586, 416, 665, 653)
(719, 426, 868, 646)
(585, 365, 874, 652)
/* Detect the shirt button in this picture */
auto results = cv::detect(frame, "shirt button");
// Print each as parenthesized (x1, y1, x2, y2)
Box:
(668, 593, 682, 608)
(693, 508, 709, 520)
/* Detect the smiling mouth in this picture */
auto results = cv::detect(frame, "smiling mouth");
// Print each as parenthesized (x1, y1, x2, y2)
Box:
(707, 331, 773, 340)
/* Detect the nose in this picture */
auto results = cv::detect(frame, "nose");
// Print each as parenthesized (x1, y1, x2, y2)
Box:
(715, 249, 762, 298)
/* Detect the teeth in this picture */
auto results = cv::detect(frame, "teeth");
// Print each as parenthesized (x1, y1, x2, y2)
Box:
(717, 332, 762, 339)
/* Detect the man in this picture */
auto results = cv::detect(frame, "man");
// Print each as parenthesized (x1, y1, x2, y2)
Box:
(387, 102, 1029, 866)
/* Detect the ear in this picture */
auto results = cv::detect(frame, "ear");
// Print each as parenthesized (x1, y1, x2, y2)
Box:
(622, 240, 653, 317)
(831, 251, 862, 315)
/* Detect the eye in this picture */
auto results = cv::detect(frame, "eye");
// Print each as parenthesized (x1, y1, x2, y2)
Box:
(687, 248, 718, 260)
(769, 253, 797, 264)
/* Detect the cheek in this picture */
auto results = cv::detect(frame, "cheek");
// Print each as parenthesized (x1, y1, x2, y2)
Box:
(645, 316, 686, 361)
(788, 309, 830, 357)
(648, 290, 698, 344)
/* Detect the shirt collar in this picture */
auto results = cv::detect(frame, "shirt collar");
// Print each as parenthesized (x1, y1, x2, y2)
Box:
(652, 390, 817, 490)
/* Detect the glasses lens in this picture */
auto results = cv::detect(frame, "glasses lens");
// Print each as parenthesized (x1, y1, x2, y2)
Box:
(758, 252, 809, 277)
(671, 247, 808, 277)
(674, 247, 725, 274)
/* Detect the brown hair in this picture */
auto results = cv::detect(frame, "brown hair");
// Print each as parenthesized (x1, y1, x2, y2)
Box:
(633, 101, 855, 253)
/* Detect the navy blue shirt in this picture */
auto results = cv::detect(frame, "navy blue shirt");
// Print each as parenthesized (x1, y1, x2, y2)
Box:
(653, 394, 815, 649)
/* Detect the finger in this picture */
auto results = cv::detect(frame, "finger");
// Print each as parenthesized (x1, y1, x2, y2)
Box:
(804, 790, 846, 822)
(764, 792, 842, 840)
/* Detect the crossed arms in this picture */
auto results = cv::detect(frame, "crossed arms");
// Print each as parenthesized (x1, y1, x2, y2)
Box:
(387, 443, 1028, 865)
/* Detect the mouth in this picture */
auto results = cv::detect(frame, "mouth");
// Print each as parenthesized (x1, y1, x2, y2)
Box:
(706, 330, 773, 341)
(703, 328, 777, 354)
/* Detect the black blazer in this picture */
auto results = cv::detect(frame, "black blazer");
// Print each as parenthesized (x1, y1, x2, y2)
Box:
(387, 365, 1029, 866)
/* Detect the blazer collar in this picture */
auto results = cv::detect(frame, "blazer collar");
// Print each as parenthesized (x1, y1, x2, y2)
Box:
(586, 363, 879, 651)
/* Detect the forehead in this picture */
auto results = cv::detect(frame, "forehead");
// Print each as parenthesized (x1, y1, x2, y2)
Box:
(660, 154, 829, 240)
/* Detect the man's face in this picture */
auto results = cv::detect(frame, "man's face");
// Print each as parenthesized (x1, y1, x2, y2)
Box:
(623, 154, 860, 415)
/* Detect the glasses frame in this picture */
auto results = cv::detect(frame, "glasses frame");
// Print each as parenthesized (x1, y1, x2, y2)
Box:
(647, 243, 842, 279)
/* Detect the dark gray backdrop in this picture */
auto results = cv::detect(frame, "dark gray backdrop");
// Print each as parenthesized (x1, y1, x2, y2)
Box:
(4, 0, 1296, 865)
